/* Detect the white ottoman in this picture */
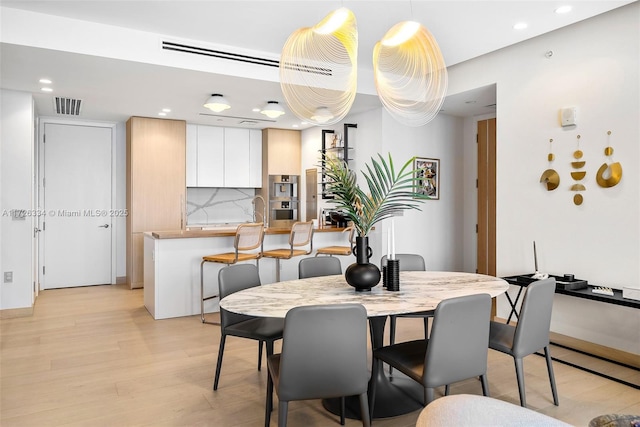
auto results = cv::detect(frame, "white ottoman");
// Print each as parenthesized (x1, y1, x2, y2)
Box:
(416, 394, 571, 427)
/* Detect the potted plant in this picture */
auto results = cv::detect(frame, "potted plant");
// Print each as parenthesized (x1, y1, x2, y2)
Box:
(323, 153, 429, 291)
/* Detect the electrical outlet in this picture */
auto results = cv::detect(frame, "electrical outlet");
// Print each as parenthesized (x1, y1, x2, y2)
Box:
(4, 271, 13, 283)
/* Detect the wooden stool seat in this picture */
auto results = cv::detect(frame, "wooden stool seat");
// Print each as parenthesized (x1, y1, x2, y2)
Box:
(261, 249, 309, 259)
(316, 246, 352, 256)
(315, 226, 354, 257)
(203, 252, 261, 263)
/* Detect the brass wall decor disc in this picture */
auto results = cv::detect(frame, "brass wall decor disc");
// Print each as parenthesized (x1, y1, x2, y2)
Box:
(571, 161, 585, 169)
(570, 184, 586, 191)
(540, 169, 560, 191)
(571, 171, 586, 180)
(604, 147, 614, 156)
(574, 194, 583, 205)
(596, 162, 622, 188)
(573, 150, 583, 159)
(548, 153, 555, 161)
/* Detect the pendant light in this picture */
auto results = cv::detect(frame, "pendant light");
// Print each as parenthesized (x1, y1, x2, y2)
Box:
(260, 101, 286, 119)
(280, 7, 358, 125)
(203, 94, 231, 112)
(373, 21, 448, 127)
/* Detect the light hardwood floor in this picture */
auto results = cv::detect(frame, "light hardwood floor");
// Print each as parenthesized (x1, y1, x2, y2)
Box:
(1, 284, 638, 426)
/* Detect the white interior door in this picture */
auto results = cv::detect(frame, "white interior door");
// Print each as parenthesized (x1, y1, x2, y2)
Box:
(42, 123, 112, 289)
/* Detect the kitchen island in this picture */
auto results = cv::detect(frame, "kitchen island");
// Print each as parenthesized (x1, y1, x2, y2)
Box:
(144, 226, 353, 319)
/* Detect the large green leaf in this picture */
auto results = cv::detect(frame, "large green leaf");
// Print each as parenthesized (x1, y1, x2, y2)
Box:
(323, 153, 430, 236)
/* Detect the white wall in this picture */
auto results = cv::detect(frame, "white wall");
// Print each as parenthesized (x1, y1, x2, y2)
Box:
(448, 3, 639, 353)
(301, 107, 466, 271)
(1, 90, 35, 310)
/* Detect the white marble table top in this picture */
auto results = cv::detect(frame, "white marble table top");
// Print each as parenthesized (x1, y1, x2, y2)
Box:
(219, 271, 509, 318)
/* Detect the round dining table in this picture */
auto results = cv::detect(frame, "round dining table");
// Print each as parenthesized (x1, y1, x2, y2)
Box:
(219, 270, 509, 419)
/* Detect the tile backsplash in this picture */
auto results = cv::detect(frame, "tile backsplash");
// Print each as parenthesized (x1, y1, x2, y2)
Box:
(186, 188, 256, 225)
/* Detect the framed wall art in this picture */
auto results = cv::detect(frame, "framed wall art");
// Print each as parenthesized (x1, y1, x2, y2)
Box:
(414, 157, 440, 200)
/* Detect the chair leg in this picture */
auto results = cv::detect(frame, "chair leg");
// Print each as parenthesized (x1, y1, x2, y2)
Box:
(213, 335, 227, 390)
(444, 385, 450, 396)
(369, 358, 380, 421)
(278, 401, 288, 427)
(423, 317, 430, 339)
(340, 397, 345, 425)
(275, 259, 281, 282)
(258, 340, 263, 371)
(358, 392, 371, 427)
(514, 357, 527, 407)
(424, 387, 435, 406)
(389, 316, 397, 375)
(389, 316, 397, 345)
(265, 371, 274, 427)
(544, 346, 559, 406)
(480, 374, 490, 397)
(200, 260, 220, 325)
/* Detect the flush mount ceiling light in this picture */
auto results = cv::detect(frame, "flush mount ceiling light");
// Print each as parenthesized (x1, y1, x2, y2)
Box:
(260, 101, 286, 118)
(203, 94, 231, 112)
(373, 21, 448, 127)
(280, 7, 358, 126)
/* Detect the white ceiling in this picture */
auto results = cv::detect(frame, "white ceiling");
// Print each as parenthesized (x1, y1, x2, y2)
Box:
(0, 1, 633, 129)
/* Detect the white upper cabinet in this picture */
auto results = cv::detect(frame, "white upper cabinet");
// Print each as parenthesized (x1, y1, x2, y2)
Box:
(196, 125, 225, 187)
(186, 125, 262, 188)
(249, 129, 262, 187)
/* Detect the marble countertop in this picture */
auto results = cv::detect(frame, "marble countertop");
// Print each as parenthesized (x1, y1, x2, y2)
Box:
(149, 225, 349, 239)
(219, 271, 509, 318)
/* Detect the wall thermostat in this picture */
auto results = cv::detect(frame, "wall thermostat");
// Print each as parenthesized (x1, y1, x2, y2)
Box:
(560, 107, 577, 127)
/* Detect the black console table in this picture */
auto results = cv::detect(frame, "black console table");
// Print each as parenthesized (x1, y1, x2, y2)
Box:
(501, 274, 640, 389)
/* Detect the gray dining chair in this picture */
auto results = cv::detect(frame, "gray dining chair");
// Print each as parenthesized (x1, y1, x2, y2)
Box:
(214, 264, 284, 390)
(489, 277, 559, 408)
(298, 256, 342, 279)
(369, 293, 492, 413)
(265, 304, 370, 427)
(381, 254, 432, 345)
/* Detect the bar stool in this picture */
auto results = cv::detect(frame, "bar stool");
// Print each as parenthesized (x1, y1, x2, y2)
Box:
(200, 222, 265, 324)
(262, 221, 314, 282)
(315, 226, 355, 257)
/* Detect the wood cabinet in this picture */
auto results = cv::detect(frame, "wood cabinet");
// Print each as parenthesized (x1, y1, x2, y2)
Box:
(126, 116, 186, 289)
(262, 128, 301, 176)
(186, 124, 262, 188)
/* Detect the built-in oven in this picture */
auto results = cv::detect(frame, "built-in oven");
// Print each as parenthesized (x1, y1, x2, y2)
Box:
(269, 175, 299, 227)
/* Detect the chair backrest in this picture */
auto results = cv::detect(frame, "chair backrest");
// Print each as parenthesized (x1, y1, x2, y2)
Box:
(218, 264, 261, 329)
(380, 253, 426, 271)
(289, 221, 314, 248)
(512, 278, 556, 357)
(344, 226, 356, 245)
(277, 304, 369, 402)
(298, 256, 342, 279)
(235, 222, 264, 251)
(424, 293, 491, 388)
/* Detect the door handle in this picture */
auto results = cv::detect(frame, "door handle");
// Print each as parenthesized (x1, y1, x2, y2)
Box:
(98, 224, 110, 228)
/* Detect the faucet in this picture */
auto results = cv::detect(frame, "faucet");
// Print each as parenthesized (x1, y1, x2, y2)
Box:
(252, 195, 267, 226)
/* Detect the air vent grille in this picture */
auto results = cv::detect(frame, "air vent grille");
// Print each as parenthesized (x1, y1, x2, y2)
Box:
(162, 40, 333, 76)
(54, 97, 82, 115)
(162, 41, 280, 68)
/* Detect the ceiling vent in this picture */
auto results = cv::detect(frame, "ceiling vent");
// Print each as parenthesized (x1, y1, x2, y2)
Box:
(238, 120, 259, 126)
(162, 40, 332, 76)
(54, 97, 82, 116)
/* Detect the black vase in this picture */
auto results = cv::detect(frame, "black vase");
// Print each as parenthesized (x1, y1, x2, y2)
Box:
(345, 236, 381, 292)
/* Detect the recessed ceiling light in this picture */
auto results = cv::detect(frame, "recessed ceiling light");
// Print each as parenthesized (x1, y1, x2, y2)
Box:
(41, 87, 53, 92)
(39, 78, 52, 84)
(158, 112, 167, 116)
(301, 122, 308, 125)
(555, 5, 572, 14)
(292, 124, 299, 128)
(513, 22, 528, 30)
(252, 108, 261, 112)
(162, 108, 171, 113)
